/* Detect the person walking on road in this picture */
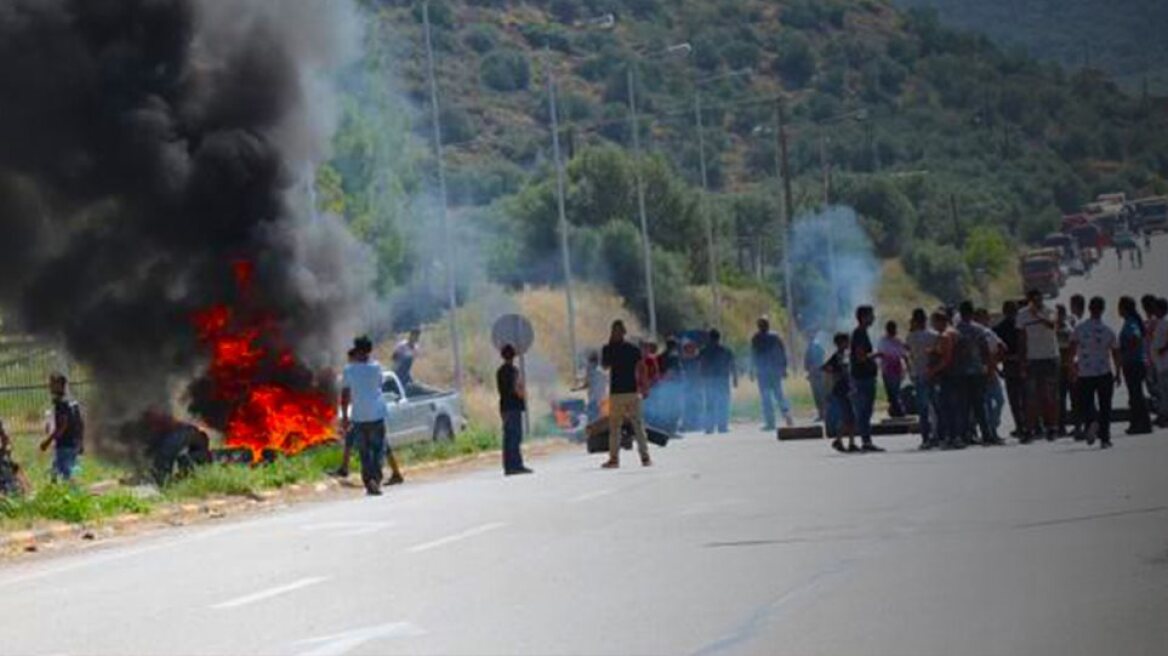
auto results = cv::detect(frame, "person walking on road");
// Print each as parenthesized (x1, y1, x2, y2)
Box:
(1118, 297, 1154, 435)
(850, 306, 884, 452)
(877, 320, 909, 418)
(575, 351, 608, 424)
(994, 301, 1027, 438)
(497, 344, 532, 476)
(1056, 305, 1081, 438)
(341, 337, 389, 496)
(700, 329, 738, 434)
(822, 333, 857, 453)
(905, 309, 938, 449)
(1018, 290, 1061, 442)
(751, 317, 793, 430)
(601, 320, 652, 469)
(1070, 296, 1122, 449)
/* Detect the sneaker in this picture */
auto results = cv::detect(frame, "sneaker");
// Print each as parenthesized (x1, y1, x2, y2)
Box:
(601, 460, 620, 470)
(641, 456, 653, 468)
(847, 443, 862, 453)
(1126, 426, 1153, 436)
(505, 468, 534, 476)
(1100, 440, 1113, 449)
(761, 425, 776, 432)
(1084, 423, 1098, 446)
(832, 439, 847, 453)
(783, 414, 796, 428)
(1046, 430, 1058, 442)
(384, 473, 405, 486)
(861, 444, 885, 453)
(983, 437, 1005, 446)
(330, 468, 349, 478)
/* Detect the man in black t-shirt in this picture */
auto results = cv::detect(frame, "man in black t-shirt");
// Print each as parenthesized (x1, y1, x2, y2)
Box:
(849, 306, 884, 452)
(600, 320, 651, 469)
(497, 345, 532, 476)
(39, 373, 84, 482)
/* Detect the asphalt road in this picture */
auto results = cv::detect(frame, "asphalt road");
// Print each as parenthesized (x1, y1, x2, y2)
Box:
(0, 239, 1164, 656)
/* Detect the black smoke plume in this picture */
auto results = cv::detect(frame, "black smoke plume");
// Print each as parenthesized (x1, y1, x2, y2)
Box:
(0, 0, 374, 455)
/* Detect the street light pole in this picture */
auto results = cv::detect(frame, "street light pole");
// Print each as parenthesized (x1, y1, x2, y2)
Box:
(774, 98, 797, 362)
(693, 88, 720, 329)
(627, 63, 658, 338)
(422, 1, 463, 390)
(546, 58, 580, 379)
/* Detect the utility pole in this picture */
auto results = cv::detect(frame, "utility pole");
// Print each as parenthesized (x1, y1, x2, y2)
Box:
(775, 98, 797, 366)
(627, 64, 658, 337)
(693, 88, 721, 328)
(546, 56, 580, 379)
(422, 0, 463, 391)
(819, 132, 839, 329)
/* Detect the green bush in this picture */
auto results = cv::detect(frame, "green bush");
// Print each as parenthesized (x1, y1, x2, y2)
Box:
(774, 34, 816, 89)
(904, 240, 968, 303)
(481, 49, 532, 92)
(464, 23, 498, 54)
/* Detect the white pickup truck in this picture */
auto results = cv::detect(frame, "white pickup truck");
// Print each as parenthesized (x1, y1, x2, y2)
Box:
(379, 371, 466, 445)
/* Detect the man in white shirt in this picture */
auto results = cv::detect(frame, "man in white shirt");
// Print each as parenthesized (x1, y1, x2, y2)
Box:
(342, 336, 389, 496)
(1070, 296, 1122, 448)
(1017, 289, 1061, 441)
(392, 329, 421, 386)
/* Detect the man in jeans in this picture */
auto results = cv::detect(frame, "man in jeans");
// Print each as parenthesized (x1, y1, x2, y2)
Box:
(1018, 290, 1061, 442)
(1070, 296, 1121, 448)
(601, 320, 651, 469)
(905, 309, 938, 448)
(700, 329, 738, 434)
(497, 344, 532, 476)
(850, 306, 884, 452)
(955, 301, 1003, 445)
(341, 336, 389, 496)
(750, 317, 793, 430)
(39, 373, 83, 482)
(994, 301, 1027, 438)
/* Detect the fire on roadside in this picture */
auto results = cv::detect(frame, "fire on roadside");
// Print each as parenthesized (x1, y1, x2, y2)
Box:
(190, 261, 336, 462)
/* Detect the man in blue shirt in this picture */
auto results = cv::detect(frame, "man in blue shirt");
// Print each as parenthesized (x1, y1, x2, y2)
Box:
(751, 317, 793, 431)
(699, 329, 738, 434)
(341, 336, 390, 496)
(1117, 297, 1153, 435)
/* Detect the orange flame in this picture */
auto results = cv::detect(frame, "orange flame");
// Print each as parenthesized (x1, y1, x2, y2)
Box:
(191, 264, 335, 461)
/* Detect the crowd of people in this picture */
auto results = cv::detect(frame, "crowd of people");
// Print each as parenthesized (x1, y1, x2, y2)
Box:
(814, 291, 1168, 454)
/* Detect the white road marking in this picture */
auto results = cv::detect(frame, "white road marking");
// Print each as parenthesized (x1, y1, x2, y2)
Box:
(211, 576, 329, 610)
(569, 488, 616, 503)
(293, 622, 425, 656)
(407, 522, 506, 553)
(300, 521, 395, 537)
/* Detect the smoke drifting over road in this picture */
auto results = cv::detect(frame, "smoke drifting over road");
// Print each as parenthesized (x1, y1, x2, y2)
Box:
(0, 0, 374, 453)
(788, 206, 881, 333)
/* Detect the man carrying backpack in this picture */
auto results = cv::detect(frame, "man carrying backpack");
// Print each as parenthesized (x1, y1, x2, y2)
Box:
(39, 373, 84, 482)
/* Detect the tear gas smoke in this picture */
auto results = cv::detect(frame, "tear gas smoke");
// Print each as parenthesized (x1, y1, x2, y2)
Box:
(788, 206, 881, 333)
(0, 0, 375, 456)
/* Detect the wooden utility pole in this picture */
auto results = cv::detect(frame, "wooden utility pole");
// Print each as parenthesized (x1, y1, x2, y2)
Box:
(775, 98, 798, 368)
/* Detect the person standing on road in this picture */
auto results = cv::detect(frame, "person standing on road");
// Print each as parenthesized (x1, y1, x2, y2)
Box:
(850, 306, 884, 452)
(1152, 298, 1168, 427)
(1018, 290, 1061, 442)
(680, 339, 704, 432)
(700, 329, 738, 434)
(905, 309, 939, 449)
(751, 317, 793, 431)
(392, 328, 421, 387)
(926, 311, 961, 450)
(1117, 297, 1154, 435)
(994, 301, 1027, 438)
(877, 320, 909, 419)
(805, 330, 827, 423)
(340, 337, 388, 496)
(1056, 305, 1081, 438)
(1070, 296, 1122, 449)
(39, 373, 83, 482)
(497, 344, 532, 476)
(601, 320, 651, 469)
(954, 301, 1002, 446)
(575, 351, 608, 424)
(1142, 295, 1163, 417)
(823, 333, 857, 453)
(975, 308, 1008, 438)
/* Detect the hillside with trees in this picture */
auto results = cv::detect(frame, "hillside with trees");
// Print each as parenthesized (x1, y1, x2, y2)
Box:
(319, 0, 1168, 335)
(894, 0, 1168, 93)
